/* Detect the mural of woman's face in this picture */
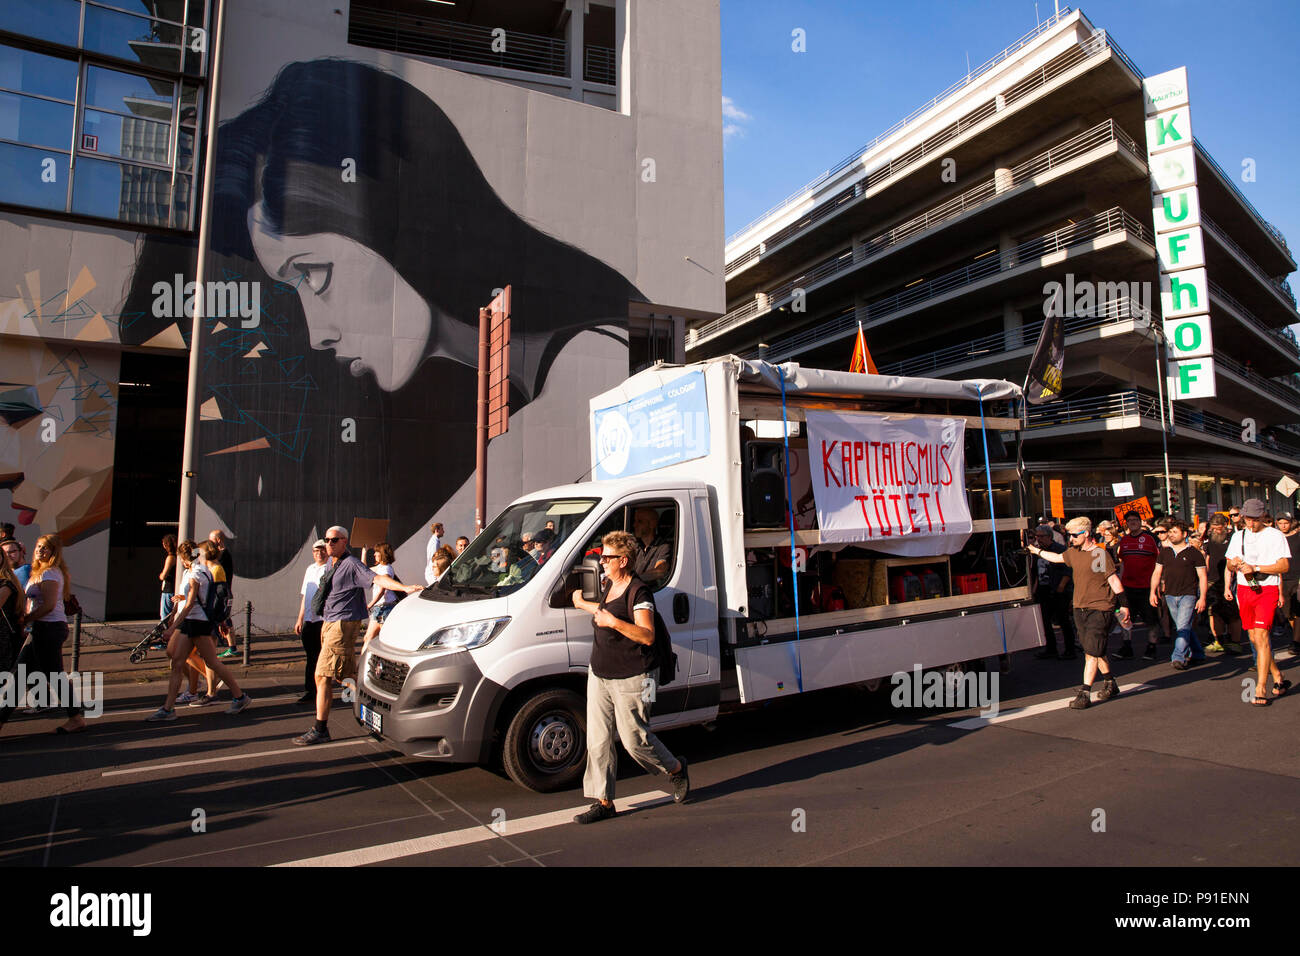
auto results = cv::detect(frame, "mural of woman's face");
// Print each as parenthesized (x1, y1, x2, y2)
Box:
(248, 203, 432, 391)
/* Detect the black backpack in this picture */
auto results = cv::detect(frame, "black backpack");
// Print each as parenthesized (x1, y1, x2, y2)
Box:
(199, 566, 232, 624)
(622, 586, 678, 687)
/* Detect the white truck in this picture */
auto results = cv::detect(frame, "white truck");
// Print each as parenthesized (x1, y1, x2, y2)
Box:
(355, 357, 1044, 791)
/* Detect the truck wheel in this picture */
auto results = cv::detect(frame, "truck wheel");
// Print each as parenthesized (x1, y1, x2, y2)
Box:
(502, 688, 586, 792)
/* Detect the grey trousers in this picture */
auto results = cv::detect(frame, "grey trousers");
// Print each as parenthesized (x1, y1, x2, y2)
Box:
(583, 669, 677, 802)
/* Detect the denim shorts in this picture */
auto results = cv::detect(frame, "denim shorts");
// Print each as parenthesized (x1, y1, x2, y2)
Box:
(369, 603, 394, 623)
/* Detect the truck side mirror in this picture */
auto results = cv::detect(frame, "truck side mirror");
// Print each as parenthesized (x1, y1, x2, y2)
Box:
(549, 556, 603, 608)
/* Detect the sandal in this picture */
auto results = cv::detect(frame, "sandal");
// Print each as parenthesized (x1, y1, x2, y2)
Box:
(1251, 696, 1272, 707)
(1273, 679, 1292, 699)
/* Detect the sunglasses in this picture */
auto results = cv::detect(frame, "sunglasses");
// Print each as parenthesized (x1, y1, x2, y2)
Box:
(598, 554, 624, 563)
(324, 537, 343, 543)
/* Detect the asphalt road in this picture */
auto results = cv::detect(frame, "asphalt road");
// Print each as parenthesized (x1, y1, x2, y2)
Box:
(2, 636, 1297, 868)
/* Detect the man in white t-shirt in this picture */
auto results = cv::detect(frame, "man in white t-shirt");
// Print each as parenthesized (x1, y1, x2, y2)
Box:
(294, 539, 330, 705)
(1225, 498, 1292, 705)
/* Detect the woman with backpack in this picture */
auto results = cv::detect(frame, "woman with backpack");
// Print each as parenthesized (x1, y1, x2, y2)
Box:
(147, 540, 252, 722)
(569, 531, 689, 824)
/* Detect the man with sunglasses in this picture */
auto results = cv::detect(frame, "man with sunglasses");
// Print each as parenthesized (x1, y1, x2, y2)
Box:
(1028, 516, 1130, 709)
(293, 526, 422, 745)
(1224, 499, 1292, 706)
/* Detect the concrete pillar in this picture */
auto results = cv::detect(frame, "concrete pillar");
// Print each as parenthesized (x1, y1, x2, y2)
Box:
(566, 0, 585, 102)
(998, 229, 1016, 270)
(1004, 304, 1023, 349)
(993, 153, 1014, 194)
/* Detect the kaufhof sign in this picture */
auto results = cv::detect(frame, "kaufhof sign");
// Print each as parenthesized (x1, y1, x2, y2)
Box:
(1144, 67, 1215, 400)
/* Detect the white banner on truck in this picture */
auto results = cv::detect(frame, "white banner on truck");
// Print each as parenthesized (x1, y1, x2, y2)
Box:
(805, 410, 972, 554)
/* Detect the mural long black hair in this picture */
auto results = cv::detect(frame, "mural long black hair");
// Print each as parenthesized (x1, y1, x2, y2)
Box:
(124, 59, 642, 576)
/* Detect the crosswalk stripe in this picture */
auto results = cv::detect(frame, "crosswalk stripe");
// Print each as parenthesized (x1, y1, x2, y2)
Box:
(273, 790, 675, 866)
(947, 683, 1150, 730)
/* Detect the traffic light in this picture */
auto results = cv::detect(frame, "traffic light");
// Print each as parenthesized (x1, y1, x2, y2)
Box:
(1168, 486, 1180, 515)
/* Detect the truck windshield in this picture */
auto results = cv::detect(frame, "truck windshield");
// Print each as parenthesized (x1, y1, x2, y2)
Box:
(427, 498, 600, 599)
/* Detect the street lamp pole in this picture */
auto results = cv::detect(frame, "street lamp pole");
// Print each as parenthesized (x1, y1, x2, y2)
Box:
(1151, 318, 1175, 515)
(176, 0, 227, 559)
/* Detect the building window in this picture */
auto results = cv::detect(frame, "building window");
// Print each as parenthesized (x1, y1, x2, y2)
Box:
(0, 0, 206, 230)
(629, 316, 679, 374)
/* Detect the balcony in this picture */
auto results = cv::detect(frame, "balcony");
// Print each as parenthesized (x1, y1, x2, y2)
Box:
(749, 206, 1153, 363)
(1202, 215, 1298, 318)
(728, 7, 1083, 247)
(349, 4, 568, 78)
(695, 120, 1144, 352)
(1195, 141, 1294, 273)
(1208, 280, 1300, 376)
(876, 295, 1152, 379)
(1025, 389, 1300, 465)
(725, 24, 1144, 283)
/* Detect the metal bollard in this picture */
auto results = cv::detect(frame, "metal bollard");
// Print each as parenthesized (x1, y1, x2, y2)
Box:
(243, 600, 252, 665)
(71, 610, 82, 673)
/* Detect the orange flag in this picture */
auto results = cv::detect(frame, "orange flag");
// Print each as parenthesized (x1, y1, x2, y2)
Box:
(849, 322, 878, 374)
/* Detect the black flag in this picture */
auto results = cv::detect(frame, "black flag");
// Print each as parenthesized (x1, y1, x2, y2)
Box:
(1025, 313, 1065, 404)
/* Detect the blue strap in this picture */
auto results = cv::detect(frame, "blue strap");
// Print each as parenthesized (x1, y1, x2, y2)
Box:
(979, 392, 1008, 655)
(778, 366, 804, 692)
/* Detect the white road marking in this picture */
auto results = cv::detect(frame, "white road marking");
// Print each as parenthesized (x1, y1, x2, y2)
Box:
(101, 692, 301, 718)
(101, 738, 370, 776)
(273, 790, 675, 867)
(947, 683, 1151, 730)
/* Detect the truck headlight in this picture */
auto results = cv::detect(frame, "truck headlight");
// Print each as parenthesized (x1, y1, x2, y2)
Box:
(419, 617, 511, 651)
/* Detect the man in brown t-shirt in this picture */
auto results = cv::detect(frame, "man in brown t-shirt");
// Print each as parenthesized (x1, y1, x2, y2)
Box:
(1028, 515, 1131, 709)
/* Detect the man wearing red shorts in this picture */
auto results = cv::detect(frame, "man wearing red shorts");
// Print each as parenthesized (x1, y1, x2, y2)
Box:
(1225, 499, 1292, 706)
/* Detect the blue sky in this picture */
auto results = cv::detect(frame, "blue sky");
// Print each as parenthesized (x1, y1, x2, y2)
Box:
(721, 0, 1300, 275)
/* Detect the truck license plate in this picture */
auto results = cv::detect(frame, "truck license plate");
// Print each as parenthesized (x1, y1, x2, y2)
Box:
(361, 704, 382, 734)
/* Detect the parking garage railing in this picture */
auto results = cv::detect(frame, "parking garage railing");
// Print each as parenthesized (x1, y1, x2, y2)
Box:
(727, 8, 1077, 247)
(1025, 388, 1300, 459)
(695, 120, 1141, 349)
(748, 206, 1150, 363)
(1195, 142, 1291, 257)
(877, 296, 1152, 379)
(1210, 280, 1300, 356)
(1202, 215, 1298, 309)
(349, 5, 568, 77)
(726, 23, 1140, 269)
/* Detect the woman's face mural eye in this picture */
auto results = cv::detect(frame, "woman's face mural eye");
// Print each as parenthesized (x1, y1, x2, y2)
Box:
(247, 203, 432, 391)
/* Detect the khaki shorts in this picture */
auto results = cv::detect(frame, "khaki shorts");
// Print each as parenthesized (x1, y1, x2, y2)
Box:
(316, 620, 363, 681)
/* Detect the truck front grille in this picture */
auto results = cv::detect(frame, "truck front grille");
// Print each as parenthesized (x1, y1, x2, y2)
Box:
(367, 654, 410, 695)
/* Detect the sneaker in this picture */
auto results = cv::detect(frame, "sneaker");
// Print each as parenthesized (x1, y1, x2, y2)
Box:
(1143, 644, 1157, 661)
(218, 648, 237, 659)
(188, 694, 215, 707)
(293, 726, 331, 746)
(175, 692, 196, 705)
(1096, 677, 1120, 701)
(669, 756, 690, 804)
(225, 693, 252, 715)
(1205, 640, 1225, 653)
(146, 706, 177, 722)
(573, 802, 616, 824)
(295, 692, 315, 705)
(1223, 641, 1245, 654)
(1117, 643, 1134, 659)
(1171, 660, 1188, 670)
(1069, 689, 1091, 709)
